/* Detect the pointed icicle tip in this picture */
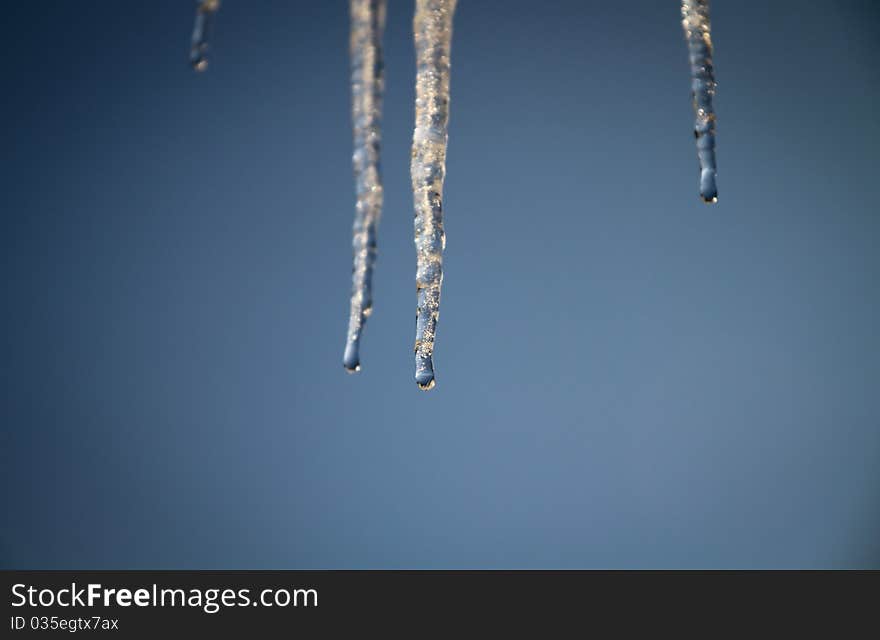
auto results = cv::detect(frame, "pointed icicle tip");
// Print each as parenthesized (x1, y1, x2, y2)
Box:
(343, 342, 362, 374)
(681, 0, 718, 202)
(343, 0, 387, 375)
(411, 0, 456, 390)
(415, 349, 436, 390)
(700, 169, 718, 203)
(190, 0, 221, 72)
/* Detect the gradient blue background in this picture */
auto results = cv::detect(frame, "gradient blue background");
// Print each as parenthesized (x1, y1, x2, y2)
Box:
(2, 1, 879, 568)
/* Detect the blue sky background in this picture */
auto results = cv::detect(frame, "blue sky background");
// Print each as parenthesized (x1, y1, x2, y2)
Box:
(2, 0, 879, 568)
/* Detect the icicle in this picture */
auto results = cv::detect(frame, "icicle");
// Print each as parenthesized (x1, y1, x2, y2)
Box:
(190, 0, 221, 72)
(343, 0, 387, 373)
(411, 0, 457, 391)
(681, 0, 718, 203)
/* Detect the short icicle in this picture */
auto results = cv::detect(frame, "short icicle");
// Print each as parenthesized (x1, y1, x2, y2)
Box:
(190, 0, 221, 72)
(411, 0, 457, 390)
(681, 0, 718, 203)
(343, 0, 387, 373)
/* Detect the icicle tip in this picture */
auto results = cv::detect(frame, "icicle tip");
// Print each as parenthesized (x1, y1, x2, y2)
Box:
(415, 356, 436, 390)
(700, 169, 718, 203)
(343, 343, 362, 373)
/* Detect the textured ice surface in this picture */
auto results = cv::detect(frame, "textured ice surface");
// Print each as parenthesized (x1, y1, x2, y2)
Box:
(411, 0, 457, 390)
(190, 0, 220, 72)
(681, 0, 718, 203)
(343, 0, 387, 373)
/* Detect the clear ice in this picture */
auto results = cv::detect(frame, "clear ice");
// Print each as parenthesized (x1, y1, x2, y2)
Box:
(180, 3, 725, 387)
(411, 0, 457, 390)
(681, 0, 718, 203)
(190, 0, 220, 72)
(343, 0, 387, 373)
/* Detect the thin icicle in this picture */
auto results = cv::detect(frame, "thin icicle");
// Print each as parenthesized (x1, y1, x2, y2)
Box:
(681, 0, 718, 203)
(190, 0, 221, 72)
(343, 0, 387, 373)
(411, 0, 456, 390)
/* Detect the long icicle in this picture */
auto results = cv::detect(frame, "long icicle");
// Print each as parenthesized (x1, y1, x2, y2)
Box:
(411, 0, 457, 390)
(343, 0, 387, 373)
(681, 0, 718, 203)
(190, 0, 221, 72)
